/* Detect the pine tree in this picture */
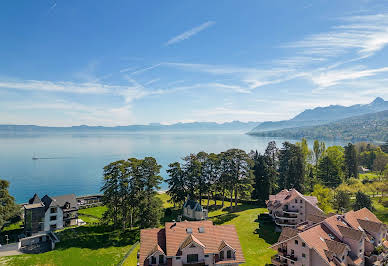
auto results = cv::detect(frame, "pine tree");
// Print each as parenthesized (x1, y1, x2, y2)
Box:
(0, 179, 20, 230)
(344, 143, 358, 179)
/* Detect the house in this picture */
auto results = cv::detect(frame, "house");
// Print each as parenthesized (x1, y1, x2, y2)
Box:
(182, 199, 208, 221)
(270, 208, 388, 266)
(139, 220, 245, 266)
(24, 193, 79, 235)
(266, 189, 325, 228)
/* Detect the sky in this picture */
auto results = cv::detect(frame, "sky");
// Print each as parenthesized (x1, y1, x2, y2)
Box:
(1, 0, 388, 126)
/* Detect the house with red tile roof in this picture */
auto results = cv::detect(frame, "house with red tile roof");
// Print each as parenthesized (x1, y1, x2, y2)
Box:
(270, 208, 388, 266)
(139, 220, 245, 266)
(266, 189, 325, 228)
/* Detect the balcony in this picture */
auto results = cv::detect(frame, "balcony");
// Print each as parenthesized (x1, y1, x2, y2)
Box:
(271, 255, 288, 266)
(283, 207, 299, 214)
(275, 219, 298, 227)
(274, 213, 298, 220)
(279, 253, 298, 262)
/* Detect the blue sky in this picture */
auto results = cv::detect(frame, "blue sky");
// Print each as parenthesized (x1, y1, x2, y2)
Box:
(1, 0, 388, 126)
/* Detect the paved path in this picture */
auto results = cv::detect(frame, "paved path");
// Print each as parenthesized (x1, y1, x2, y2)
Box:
(0, 243, 22, 257)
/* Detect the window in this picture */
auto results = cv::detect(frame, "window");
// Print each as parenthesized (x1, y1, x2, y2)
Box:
(204, 254, 209, 258)
(151, 256, 156, 264)
(50, 207, 57, 213)
(342, 256, 345, 261)
(227, 250, 232, 259)
(295, 199, 298, 203)
(187, 254, 198, 263)
(220, 251, 224, 260)
(300, 199, 303, 203)
(295, 240, 298, 245)
(159, 255, 164, 263)
(50, 216, 57, 221)
(302, 242, 306, 247)
(176, 257, 181, 260)
(302, 253, 306, 258)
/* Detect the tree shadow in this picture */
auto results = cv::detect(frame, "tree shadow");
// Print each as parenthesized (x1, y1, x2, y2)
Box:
(55, 225, 139, 250)
(253, 216, 279, 245)
(223, 204, 259, 213)
(211, 213, 238, 225)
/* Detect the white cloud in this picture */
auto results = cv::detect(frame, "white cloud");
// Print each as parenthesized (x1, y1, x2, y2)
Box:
(165, 21, 215, 46)
(286, 13, 388, 58)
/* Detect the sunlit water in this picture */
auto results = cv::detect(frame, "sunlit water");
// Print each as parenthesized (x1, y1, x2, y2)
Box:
(0, 131, 347, 203)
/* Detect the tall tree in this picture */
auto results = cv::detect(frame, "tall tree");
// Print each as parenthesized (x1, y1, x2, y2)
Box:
(201, 153, 220, 208)
(311, 184, 333, 213)
(344, 143, 358, 179)
(252, 151, 271, 204)
(317, 155, 342, 188)
(166, 162, 186, 207)
(353, 191, 373, 211)
(313, 140, 326, 175)
(182, 154, 202, 200)
(264, 141, 279, 192)
(333, 190, 351, 213)
(372, 152, 388, 179)
(0, 179, 19, 230)
(278, 142, 305, 193)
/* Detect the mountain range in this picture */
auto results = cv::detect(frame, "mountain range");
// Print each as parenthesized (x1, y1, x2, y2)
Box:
(250, 97, 388, 133)
(0, 121, 260, 133)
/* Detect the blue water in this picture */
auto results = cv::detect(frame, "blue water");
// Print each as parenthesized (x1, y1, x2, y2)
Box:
(0, 131, 347, 203)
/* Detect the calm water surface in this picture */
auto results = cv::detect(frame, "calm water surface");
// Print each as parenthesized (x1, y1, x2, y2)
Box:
(0, 131, 347, 203)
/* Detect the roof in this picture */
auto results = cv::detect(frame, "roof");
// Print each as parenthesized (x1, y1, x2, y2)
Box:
(183, 199, 203, 212)
(277, 227, 299, 242)
(28, 194, 41, 204)
(180, 234, 205, 249)
(41, 194, 78, 212)
(24, 202, 44, 209)
(139, 228, 166, 265)
(324, 239, 348, 258)
(267, 189, 319, 208)
(218, 240, 236, 251)
(357, 219, 384, 233)
(307, 213, 327, 224)
(139, 221, 245, 264)
(337, 225, 363, 241)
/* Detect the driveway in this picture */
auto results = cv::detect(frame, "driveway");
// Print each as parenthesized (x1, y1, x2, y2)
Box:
(0, 243, 22, 257)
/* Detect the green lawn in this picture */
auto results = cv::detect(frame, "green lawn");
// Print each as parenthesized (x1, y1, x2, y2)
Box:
(123, 243, 140, 266)
(372, 197, 388, 224)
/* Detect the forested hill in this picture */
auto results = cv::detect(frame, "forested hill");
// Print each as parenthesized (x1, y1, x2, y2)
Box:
(249, 110, 388, 142)
(250, 97, 388, 133)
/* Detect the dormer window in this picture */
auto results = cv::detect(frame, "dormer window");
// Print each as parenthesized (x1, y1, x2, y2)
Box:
(50, 207, 57, 213)
(227, 250, 232, 259)
(159, 255, 164, 263)
(220, 250, 224, 260)
(151, 256, 156, 264)
(186, 228, 192, 234)
(187, 254, 198, 263)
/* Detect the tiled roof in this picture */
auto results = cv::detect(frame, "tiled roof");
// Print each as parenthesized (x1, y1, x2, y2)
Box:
(306, 213, 327, 223)
(267, 189, 319, 208)
(277, 227, 299, 242)
(28, 193, 41, 204)
(337, 225, 363, 240)
(148, 244, 165, 257)
(357, 219, 383, 233)
(139, 221, 245, 265)
(218, 240, 235, 251)
(324, 239, 348, 258)
(180, 234, 205, 249)
(139, 228, 166, 265)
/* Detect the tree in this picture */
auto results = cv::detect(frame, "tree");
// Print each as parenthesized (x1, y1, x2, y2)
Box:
(252, 151, 271, 204)
(278, 142, 305, 193)
(137, 196, 163, 229)
(101, 157, 163, 230)
(313, 140, 326, 175)
(380, 140, 388, 153)
(182, 154, 202, 200)
(333, 190, 351, 213)
(166, 162, 186, 207)
(353, 191, 374, 211)
(0, 179, 19, 230)
(317, 155, 342, 188)
(311, 184, 333, 213)
(201, 153, 220, 207)
(372, 152, 388, 179)
(264, 141, 279, 193)
(344, 143, 358, 179)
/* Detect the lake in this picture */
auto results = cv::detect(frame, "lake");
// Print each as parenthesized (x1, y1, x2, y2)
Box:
(0, 131, 347, 203)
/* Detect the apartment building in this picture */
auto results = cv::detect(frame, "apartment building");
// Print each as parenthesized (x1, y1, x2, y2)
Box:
(266, 189, 325, 228)
(270, 208, 388, 266)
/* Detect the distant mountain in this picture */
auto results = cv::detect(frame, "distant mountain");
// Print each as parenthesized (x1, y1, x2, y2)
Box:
(249, 110, 388, 142)
(0, 121, 260, 133)
(250, 97, 388, 133)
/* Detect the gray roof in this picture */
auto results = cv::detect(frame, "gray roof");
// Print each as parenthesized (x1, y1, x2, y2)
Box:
(183, 199, 203, 212)
(28, 193, 42, 204)
(41, 194, 78, 212)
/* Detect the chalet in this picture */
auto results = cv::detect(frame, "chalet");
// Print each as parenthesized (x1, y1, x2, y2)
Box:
(24, 193, 79, 235)
(182, 199, 208, 221)
(139, 220, 245, 266)
(266, 189, 324, 228)
(270, 208, 388, 266)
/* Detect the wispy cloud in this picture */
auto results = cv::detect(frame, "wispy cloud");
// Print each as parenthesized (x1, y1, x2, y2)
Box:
(165, 21, 215, 46)
(286, 13, 388, 58)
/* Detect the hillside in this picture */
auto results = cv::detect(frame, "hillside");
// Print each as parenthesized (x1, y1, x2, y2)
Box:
(249, 110, 388, 142)
(250, 97, 388, 133)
